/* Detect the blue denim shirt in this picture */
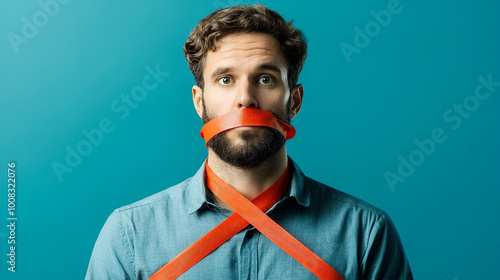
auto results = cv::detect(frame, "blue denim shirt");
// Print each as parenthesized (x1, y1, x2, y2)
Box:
(85, 158, 413, 279)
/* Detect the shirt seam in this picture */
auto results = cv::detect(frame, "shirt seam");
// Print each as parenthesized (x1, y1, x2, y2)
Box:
(114, 194, 167, 213)
(116, 211, 137, 280)
(358, 213, 388, 271)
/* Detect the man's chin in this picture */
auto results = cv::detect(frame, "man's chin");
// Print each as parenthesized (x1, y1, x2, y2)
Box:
(226, 127, 267, 142)
(207, 127, 285, 168)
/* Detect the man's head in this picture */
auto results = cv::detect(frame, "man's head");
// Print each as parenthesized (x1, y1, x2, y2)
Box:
(184, 5, 307, 167)
(183, 4, 307, 91)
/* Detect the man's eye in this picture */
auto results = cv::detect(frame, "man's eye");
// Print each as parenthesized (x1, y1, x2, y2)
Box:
(218, 77, 231, 85)
(259, 76, 274, 85)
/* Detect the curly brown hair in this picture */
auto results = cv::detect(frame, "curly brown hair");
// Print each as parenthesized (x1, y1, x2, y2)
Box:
(183, 4, 307, 91)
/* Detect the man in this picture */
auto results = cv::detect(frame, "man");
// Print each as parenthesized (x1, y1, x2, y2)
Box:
(86, 4, 413, 280)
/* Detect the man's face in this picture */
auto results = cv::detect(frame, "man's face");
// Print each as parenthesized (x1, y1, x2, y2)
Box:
(192, 32, 303, 167)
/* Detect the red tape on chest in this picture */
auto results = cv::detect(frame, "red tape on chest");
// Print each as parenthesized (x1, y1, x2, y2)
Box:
(149, 161, 345, 280)
(200, 108, 296, 146)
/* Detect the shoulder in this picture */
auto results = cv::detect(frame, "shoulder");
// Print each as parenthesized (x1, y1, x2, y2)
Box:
(297, 174, 391, 234)
(289, 158, 388, 223)
(303, 176, 400, 251)
(308, 175, 386, 217)
(112, 176, 194, 216)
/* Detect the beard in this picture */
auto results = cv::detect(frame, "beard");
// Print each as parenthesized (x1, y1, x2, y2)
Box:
(202, 98, 291, 168)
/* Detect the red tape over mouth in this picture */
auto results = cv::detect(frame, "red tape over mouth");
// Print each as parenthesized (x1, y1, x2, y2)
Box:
(200, 108, 296, 146)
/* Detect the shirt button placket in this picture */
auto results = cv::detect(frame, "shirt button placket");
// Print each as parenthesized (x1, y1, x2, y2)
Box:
(238, 229, 259, 280)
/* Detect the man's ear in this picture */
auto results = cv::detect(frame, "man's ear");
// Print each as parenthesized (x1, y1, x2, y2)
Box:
(192, 85, 204, 119)
(290, 84, 304, 119)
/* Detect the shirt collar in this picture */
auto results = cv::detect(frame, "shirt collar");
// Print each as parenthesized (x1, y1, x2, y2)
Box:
(287, 157, 311, 207)
(186, 160, 210, 214)
(186, 157, 311, 215)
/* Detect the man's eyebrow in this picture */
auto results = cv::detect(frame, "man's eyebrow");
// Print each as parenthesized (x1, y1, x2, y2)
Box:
(257, 63, 283, 74)
(210, 66, 235, 80)
(209, 63, 284, 80)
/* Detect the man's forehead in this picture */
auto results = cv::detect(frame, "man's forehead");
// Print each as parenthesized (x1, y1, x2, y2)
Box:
(205, 33, 288, 73)
(215, 32, 279, 49)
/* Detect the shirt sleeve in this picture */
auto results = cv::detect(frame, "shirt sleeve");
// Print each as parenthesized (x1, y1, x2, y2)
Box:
(85, 211, 136, 280)
(359, 213, 414, 280)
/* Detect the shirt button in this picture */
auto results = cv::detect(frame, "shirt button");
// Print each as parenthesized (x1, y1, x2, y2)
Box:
(246, 229, 255, 238)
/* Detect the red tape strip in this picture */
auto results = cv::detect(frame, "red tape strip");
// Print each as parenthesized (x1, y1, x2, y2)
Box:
(200, 108, 296, 146)
(205, 163, 344, 280)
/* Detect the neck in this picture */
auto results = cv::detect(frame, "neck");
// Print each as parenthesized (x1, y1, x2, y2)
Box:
(207, 147, 288, 211)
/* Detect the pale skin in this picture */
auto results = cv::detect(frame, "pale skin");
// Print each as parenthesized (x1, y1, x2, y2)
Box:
(192, 32, 304, 211)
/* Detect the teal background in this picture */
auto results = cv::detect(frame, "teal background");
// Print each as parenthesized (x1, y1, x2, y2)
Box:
(1, 0, 499, 279)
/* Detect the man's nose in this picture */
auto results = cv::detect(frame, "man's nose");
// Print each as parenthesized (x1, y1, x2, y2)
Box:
(236, 80, 258, 109)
